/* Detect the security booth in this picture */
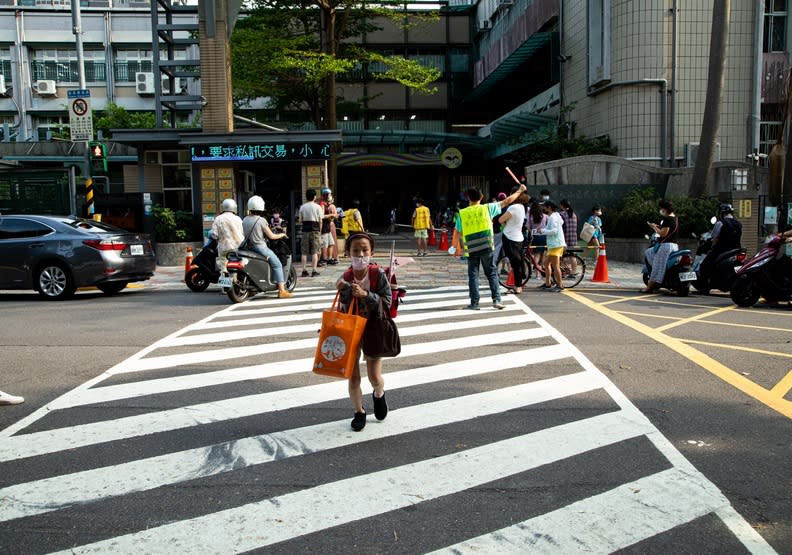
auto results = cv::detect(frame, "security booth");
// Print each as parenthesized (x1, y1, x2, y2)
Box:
(111, 128, 342, 253)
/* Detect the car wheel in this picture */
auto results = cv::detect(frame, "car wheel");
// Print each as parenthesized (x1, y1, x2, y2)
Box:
(185, 268, 210, 292)
(730, 275, 760, 307)
(36, 262, 76, 300)
(227, 274, 251, 303)
(97, 282, 127, 295)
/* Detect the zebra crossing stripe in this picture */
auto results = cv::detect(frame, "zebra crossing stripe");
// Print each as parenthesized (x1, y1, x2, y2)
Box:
(0, 371, 603, 522)
(427, 467, 738, 554)
(109, 326, 548, 374)
(48, 411, 654, 555)
(0, 344, 570, 461)
(164, 313, 529, 348)
(49, 317, 545, 409)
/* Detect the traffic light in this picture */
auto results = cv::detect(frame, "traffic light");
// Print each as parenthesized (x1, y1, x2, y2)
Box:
(88, 141, 107, 173)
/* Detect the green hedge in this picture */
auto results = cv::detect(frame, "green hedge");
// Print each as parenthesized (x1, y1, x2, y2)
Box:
(606, 188, 719, 239)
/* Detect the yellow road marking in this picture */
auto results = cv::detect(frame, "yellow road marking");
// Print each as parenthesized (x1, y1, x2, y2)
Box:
(682, 339, 792, 359)
(691, 319, 792, 334)
(770, 370, 792, 398)
(566, 290, 792, 419)
(655, 305, 737, 333)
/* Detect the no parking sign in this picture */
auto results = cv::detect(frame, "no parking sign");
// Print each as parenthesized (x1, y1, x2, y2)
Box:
(68, 89, 93, 142)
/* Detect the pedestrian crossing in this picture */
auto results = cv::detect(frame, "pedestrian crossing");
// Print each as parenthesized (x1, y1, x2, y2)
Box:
(0, 286, 774, 554)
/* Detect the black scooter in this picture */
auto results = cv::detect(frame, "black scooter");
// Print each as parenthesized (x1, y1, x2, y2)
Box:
(222, 237, 297, 303)
(185, 237, 221, 292)
(691, 230, 746, 294)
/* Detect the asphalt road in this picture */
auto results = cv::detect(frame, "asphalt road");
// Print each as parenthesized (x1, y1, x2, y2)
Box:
(0, 277, 789, 553)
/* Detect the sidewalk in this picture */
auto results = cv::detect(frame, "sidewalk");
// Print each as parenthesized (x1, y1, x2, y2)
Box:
(150, 232, 646, 291)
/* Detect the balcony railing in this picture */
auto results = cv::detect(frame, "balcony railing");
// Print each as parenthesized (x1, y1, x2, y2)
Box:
(30, 61, 106, 83)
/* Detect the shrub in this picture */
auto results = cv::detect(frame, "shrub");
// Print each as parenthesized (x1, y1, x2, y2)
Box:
(607, 189, 719, 239)
(152, 204, 197, 242)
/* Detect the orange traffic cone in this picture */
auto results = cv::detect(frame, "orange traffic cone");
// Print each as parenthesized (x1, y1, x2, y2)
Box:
(428, 227, 437, 246)
(451, 232, 461, 257)
(591, 243, 610, 283)
(438, 228, 449, 251)
(506, 269, 515, 287)
(184, 246, 194, 274)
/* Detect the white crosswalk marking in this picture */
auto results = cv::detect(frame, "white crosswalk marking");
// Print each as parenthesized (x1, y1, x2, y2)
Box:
(0, 286, 775, 554)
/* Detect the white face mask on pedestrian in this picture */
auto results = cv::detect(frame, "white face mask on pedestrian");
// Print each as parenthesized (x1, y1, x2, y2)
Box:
(351, 256, 370, 270)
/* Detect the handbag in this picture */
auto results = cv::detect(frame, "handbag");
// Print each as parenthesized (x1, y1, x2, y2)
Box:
(362, 298, 401, 358)
(580, 221, 596, 242)
(312, 292, 367, 379)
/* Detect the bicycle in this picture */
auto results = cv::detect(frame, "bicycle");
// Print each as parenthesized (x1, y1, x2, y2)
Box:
(497, 238, 586, 290)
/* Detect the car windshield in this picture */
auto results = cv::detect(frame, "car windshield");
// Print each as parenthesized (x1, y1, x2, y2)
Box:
(62, 218, 127, 234)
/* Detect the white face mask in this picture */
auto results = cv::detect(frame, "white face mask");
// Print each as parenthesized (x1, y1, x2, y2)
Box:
(351, 256, 370, 271)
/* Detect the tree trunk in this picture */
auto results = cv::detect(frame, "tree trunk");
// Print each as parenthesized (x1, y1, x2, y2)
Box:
(690, 0, 730, 198)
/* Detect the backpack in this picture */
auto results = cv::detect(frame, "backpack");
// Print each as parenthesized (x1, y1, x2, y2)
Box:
(343, 264, 404, 318)
(342, 208, 363, 235)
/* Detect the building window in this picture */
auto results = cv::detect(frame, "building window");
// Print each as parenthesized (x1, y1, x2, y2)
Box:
(731, 169, 749, 191)
(587, 0, 611, 87)
(114, 49, 153, 82)
(764, 0, 787, 53)
(30, 49, 106, 83)
(160, 151, 192, 212)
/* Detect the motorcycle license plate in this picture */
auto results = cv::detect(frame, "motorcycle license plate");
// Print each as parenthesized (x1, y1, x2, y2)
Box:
(218, 276, 233, 288)
(679, 271, 697, 282)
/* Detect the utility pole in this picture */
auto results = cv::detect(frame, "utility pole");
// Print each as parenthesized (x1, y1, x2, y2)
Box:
(71, 0, 92, 217)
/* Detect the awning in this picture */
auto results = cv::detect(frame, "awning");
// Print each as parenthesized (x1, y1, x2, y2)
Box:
(464, 32, 555, 104)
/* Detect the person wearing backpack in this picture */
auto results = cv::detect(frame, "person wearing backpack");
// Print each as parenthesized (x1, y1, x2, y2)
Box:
(335, 232, 393, 432)
(699, 203, 742, 282)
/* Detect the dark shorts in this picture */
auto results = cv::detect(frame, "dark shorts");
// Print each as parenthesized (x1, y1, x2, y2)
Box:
(301, 231, 321, 255)
(530, 233, 546, 253)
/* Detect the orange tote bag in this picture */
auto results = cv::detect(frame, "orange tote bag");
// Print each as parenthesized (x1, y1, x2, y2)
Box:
(313, 292, 367, 379)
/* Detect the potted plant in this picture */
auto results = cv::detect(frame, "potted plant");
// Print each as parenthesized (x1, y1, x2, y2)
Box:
(152, 205, 203, 266)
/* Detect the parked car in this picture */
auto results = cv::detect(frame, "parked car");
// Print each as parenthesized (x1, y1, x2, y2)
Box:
(0, 214, 156, 300)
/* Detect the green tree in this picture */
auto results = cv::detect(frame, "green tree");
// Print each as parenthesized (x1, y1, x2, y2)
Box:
(231, 1, 441, 129)
(94, 102, 157, 138)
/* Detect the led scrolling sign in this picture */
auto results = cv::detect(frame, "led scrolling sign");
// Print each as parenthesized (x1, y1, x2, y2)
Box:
(191, 143, 333, 162)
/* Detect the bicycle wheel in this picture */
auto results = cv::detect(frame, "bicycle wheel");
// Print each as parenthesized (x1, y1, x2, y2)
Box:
(497, 255, 531, 288)
(554, 253, 585, 288)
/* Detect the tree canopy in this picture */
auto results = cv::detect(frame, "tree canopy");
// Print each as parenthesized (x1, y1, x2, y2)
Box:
(231, 1, 441, 128)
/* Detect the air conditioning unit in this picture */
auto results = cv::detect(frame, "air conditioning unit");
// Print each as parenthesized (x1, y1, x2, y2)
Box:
(0, 75, 6, 95)
(684, 142, 721, 167)
(161, 76, 181, 93)
(478, 19, 491, 32)
(36, 80, 57, 96)
(135, 72, 155, 95)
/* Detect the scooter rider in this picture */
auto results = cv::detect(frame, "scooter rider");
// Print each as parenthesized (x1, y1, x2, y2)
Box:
(210, 199, 244, 272)
(243, 195, 293, 298)
(699, 203, 742, 281)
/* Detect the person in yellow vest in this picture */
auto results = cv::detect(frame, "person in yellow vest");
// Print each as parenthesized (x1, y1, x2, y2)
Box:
(451, 183, 527, 310)
(411, 198, 432, 256)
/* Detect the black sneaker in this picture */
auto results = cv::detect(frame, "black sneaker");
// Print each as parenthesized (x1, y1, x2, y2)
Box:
(311, 270, 321, 277)
(351, 411, 366, 431)
(328, 259, 339, 265)
(301, 270, 310, 277)
(373, 392, 388, 421)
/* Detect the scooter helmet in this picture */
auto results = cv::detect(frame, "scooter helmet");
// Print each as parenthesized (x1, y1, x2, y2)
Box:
(321, 187, 332, 196)
(221, 198, 237, 213)
(247, 195, 265, 212)
(718, 203, 734, 216)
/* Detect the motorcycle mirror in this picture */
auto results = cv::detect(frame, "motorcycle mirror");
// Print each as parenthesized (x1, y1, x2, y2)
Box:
(710, 216, 717, 225)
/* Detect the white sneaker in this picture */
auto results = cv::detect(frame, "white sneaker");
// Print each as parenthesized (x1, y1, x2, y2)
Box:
(0, 391, 24, 405)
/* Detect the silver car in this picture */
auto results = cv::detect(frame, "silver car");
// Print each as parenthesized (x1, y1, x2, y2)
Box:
(0, 214, 156, 300)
